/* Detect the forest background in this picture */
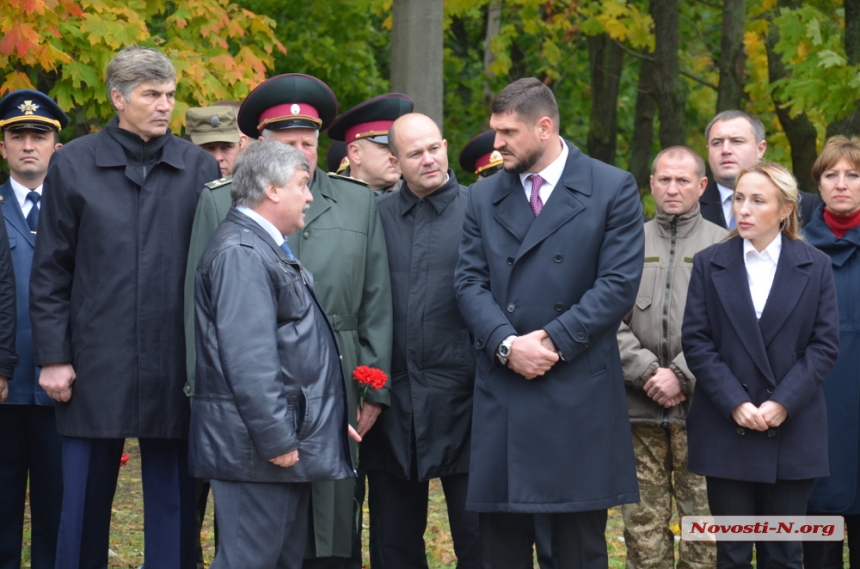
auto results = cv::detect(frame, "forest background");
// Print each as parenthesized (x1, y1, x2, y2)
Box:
(1, 0, 857, 208)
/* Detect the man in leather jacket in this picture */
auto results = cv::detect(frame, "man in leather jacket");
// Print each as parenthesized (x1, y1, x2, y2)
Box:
(189, 141, 357, 568)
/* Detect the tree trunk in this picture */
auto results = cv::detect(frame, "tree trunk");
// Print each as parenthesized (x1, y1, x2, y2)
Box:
(650, 0, 686, 147)
(483, 0, 502, 105)
(629, 57, 657, 189)
(716, 0, 747, 112)
(391, 0, 444, 125)
(766, 11, 818, 192)
(586, 34, 624, 165)
(826, 0, 860, 138)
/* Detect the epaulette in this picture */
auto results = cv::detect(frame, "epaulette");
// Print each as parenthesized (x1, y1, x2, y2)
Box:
(205, 176, 232, 190)
(327, 172, 369, 187)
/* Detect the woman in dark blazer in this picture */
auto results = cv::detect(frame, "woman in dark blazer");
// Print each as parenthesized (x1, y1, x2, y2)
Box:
(683, 162, 840, 569)
(803, 136, 860, 569)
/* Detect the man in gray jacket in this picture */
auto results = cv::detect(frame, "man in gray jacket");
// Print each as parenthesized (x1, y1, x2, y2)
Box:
(189, 141, 357, 568)
(617, 146, 724, 569)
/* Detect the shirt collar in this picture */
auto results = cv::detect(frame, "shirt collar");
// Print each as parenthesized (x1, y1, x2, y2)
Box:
(519, 137, 568, 188)
(717, 183, 734, 204)
(236, 205, 284, 246)
(400, 169, 460, 215)
(8, 177, 40, 209)
(743, 232, 782, 264)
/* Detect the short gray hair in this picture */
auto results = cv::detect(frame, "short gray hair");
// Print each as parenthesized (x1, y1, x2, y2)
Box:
(651, 146, 706, 179)
(106, 46, 176, 106)
(705, 110, 766, 143)
(231, 140, 310, 208)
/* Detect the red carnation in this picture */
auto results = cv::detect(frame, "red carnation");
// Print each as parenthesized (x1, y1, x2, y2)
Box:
(120, 453, 129, 467)
(353, 366, 388, 390)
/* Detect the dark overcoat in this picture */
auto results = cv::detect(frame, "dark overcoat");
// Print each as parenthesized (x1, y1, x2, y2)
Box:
(804, 206, 860, 514)
(454, 141, 644, 513)
(363, 173, 475, 481)
(29, 123, 220, 438)
(683, 236, 840, 483)
(0, 204, 15, 379)
(1, 181, 42, 402)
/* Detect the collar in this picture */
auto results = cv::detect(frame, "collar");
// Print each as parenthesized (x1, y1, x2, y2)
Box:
(716, 183, 734, 204)
(400, 169, 461, 215)
(236, 205, 284, 245)
(8, 176, 40, 209)
(519, 136, 568, 188)
(654, 204, 704, 237)
(96, 116, 184, 170)
(743, 232, 782, 264)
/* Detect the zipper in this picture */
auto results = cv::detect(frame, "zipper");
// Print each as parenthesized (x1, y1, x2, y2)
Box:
(660, 217, 678, 429)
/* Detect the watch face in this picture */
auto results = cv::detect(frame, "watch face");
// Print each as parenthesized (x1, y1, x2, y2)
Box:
(500, 345, 510, 356)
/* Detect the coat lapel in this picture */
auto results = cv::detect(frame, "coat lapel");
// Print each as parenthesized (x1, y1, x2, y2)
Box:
(758, 239, 811, 348)
(492, 172, 532, 244)
(700, 182, 728, 229)
(0, 181, 35, 246)
(711, 239, 775, 382)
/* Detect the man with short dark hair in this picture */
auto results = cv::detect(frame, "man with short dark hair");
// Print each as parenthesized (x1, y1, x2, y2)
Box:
(455, 77, 644, 569)
(617, 146, 722, 569)
(0, 88, 66, 569)
(701, 110, 819, 228)
(190, 140, 356, 569)
(364, 113, 480, 568)
(30, 45, 220, 569)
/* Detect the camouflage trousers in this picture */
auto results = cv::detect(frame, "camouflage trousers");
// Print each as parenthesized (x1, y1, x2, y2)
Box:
(622, 423, 716, 569)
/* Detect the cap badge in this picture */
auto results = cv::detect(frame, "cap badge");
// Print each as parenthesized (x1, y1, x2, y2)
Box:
(210, 115, 220, 127)
(18, 100, 39, 115)
(290, 104, 300, 115)
(490, 150, 502, 162)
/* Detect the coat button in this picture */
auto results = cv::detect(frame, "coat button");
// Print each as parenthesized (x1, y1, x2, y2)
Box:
(507, 256, 514, 265)
(183, 384, 192, 395)
(766, 388, 774, 394)
(507, 304, 515, 313)
(476, 338, 483, 348)
(554, 254, 563, 263)
(577, 332, 585, 340)
(555, 303, 564, 312)
(303, 231, 310, 239)
(736, 428, 745, 436)
(768, 429, 777, 438)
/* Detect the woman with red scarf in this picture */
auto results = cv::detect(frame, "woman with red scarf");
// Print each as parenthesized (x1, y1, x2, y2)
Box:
(804, 136, 860, 569)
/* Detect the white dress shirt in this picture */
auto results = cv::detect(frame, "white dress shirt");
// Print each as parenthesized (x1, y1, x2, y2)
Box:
(236, 205, 285, 246)
(9, 177, 41, 218)
(717, 183, 734, 228)
(519, 137, 569, 205)
(743, 233, 782, 319)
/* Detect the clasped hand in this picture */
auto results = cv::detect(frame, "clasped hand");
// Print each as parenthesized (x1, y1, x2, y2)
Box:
(731, 400, 788, 431)
(507, 330, 559, 380)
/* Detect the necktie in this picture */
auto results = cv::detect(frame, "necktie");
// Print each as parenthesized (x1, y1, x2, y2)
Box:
(26, 191, 40, 232)
(528, 174, 543, 217)
(280, 241, 295, 261)
(724, 194, 736, 230)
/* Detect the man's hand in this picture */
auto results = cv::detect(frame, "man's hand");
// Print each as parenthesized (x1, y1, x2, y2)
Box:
(660, 393, 687, 408)
(759, 400, 788, 428)
(643, 368, 684, 407)
(348, 424, 362, 443)
(39, 363, 76, 402)
(356, 402, 382, 437)
(270, 449, 299, 468)
(507, 330, 559, 380)
(731, 401, 767, 432)
(0, 376, 8, 403)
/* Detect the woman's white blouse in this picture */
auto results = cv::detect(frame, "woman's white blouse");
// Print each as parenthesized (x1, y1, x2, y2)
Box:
(743, 234, 782, 319)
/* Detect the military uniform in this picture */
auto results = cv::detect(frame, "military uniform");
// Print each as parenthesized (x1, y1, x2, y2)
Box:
(458, 129, 504, 182)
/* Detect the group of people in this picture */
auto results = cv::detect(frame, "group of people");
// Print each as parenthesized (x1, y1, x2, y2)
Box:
(0, 43, 858, 569)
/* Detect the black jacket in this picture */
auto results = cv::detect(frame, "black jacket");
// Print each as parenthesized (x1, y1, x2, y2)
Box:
(189, 209, 354, 483)
(700, 181, 821, 229)
(29, 120, 220, 438)
(363, 172, 475, 481)
(0, 206, 16, 378)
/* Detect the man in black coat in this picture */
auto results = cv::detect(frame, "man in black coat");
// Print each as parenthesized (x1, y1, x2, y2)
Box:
(0, 207, 17, 400)
(454, 78, 642, 569)
(363, 113, 480, 568)
(30, 46, 220, 569)
(700, 110, 820, 229)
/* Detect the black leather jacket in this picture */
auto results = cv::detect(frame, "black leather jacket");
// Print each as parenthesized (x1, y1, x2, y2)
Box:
(189, 209, 354, 483)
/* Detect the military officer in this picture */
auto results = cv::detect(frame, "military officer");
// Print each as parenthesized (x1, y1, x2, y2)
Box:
(458, 129, 504, 181)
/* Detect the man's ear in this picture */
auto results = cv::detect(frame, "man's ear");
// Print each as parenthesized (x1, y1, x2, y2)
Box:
(346, 141, 362, 166)
(110, 88, 126, 111)
(536, 116, 554, 141)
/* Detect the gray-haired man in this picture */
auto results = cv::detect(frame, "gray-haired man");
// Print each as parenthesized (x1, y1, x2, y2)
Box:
(30, 45, 220, 568)
(189, 141, 357, 568)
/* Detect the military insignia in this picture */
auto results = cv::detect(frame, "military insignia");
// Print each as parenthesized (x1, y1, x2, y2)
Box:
(18, 100, 39, 115)
(490, 150, 502, 162)
(210, 115, 220, 127)
(290, 104, 300, 115)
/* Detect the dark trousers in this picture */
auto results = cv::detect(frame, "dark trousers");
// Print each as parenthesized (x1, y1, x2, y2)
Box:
(804, 513, 860, 569)
(368, 469, 480, 569)
(706, 476, 814, 569)
(479, 510, 608, 569)
(55, 437, 197, 569)
(210, 479, 310, 569)
(0, 405, 63, 569)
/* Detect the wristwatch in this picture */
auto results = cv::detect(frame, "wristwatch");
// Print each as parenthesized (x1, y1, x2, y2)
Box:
(497, 335, 517, 366)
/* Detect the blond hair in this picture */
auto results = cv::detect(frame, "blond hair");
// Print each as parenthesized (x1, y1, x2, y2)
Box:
(727, 162, 801, 241)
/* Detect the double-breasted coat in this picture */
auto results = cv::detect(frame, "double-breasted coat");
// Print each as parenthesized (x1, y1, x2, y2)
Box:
(454, 141, 644, 513)
(29, 122, 220, 438)
(804, 206, 860, 514)
(682, 236, 840, 483)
